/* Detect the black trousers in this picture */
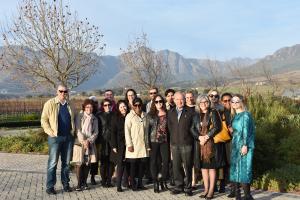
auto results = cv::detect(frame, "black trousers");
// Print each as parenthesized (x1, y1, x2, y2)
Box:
(150, 142, 169, 182)
(116, 159, 130, 188)
(127, 158, 146, 188)
(100, 155, 115, 184)
(171, 145, 193, 192)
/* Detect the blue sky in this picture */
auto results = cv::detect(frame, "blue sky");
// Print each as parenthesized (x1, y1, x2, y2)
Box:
(1, 0, 300, 60)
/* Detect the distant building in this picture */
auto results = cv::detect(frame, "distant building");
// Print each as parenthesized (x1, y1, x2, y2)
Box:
(282, 89, 300, 100)
(0, 89, 8, 94)
(255, 81, 267, 86)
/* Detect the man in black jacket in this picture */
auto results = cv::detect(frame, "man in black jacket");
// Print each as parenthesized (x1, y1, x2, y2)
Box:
(168, 92, 194, 196)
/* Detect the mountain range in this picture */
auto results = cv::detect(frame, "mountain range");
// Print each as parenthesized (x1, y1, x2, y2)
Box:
(1, 44, 300, 94)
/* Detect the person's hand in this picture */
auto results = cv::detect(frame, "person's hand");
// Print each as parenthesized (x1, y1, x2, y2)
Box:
(112, 148, 117, 153)
(128, 146, 134, 152)
(241, 145, 248, 156)
(83, 140, 89, 149)
(199, 136, 206, 145)
(228, 127, 233, 134)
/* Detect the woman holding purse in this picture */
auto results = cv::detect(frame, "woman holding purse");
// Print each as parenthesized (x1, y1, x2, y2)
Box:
(191, 95, 225, 200)
(72, 99, 98, 191)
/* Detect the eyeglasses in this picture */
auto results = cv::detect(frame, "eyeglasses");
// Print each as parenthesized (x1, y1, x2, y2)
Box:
(231, 101, 240, 104)
(103, 104, 111, 107)
(222, 99, 231, 103)
(155, 100, 163, 104)
(200, 101, 208, 104)
(209, 94, 219, 98)
(59, 90, 68, 94)
(133, 104, 142, 108)
(150, 92, 157, 95)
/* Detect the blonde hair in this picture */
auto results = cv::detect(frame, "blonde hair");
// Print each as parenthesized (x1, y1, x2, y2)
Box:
(231, 94, 246, 116)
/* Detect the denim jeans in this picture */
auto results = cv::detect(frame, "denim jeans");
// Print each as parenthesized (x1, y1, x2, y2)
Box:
(46, 135, 74, 189)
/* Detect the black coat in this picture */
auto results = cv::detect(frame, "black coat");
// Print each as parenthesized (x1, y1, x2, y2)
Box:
(110, 113, 126, 164)
(167, 106, 194, 146)
(190, 109, 221, 169)
(98, 111, 113, 156)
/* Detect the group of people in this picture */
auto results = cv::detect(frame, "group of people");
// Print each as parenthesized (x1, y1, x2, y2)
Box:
(41, 85, 255, 200)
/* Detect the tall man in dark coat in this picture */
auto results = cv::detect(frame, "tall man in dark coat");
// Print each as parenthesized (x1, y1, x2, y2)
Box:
(168, 92, 194, 196)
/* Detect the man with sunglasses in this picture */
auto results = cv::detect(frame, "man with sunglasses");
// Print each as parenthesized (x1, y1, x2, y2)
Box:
(208, 90, 227, 194)
(146, 87, 158, 113)
(41, 85, 75, 195)
(221, 92, 236, 197)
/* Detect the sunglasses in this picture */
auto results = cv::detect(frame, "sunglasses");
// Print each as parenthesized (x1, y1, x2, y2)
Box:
(59, 90, 68, 94)
(134, 104, 142, 107)
(222, 99, 231, 103)
(231, 101, 240, 104)
(209, 94, 219, 98)
(155, 100, 163, 104)
(103, 104, 111, 107)
(150, 92, 157, 95)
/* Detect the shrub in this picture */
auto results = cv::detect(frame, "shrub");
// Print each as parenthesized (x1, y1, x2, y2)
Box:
(253, 164, 300, 192)
(0, 129, 48, 154)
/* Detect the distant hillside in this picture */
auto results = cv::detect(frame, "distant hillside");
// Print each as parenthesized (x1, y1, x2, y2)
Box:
(249, 44, 300, 74)
(2, 44, 300, 93)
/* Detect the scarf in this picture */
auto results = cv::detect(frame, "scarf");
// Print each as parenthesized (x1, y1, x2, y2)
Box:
(200, 112, 214, 163)
(81, 112, 93, 163)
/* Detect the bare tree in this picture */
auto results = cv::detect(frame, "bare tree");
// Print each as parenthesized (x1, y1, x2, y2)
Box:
(204, 57, 228, 91)
(120, 33, 170, 90)
(1, 0, 105, 90)
(259, 61, 279, 93)
(227, 60, 252, 97)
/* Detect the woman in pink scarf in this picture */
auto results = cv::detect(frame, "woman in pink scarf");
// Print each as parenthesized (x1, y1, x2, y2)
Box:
(72, 99, 99, 191)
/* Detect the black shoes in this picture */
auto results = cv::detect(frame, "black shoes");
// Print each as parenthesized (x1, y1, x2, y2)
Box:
(199, 192, 208, 198)
(63, 185, 72, 192)
(117, 187, 123, 192)
(46, 187, 57, 195)
(171, 189, 182, 195)
(185, 190, 193, 196)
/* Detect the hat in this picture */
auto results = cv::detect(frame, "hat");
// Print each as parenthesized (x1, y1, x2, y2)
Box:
(88, 96, 98, 103)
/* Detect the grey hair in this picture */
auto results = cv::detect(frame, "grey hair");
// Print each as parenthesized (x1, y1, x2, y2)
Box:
(195, 94, 211, 113)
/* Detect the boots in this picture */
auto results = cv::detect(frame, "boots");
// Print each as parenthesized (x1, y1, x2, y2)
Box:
(227, 182, 236, 198)
(75, 165, 83, 191)
(219, 179, 226, 193)
(90, 175, 96, 185)
(160, 181, 168, 191)
(242, 183, 254, 200)
(235, 183, 242, 200)
(154, 182, 160, 193)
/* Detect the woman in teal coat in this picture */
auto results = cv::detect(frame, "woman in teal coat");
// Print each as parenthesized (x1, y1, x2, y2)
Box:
(230, 94, 255, 200)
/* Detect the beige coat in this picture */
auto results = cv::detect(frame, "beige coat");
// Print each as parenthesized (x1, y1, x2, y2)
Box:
(125, 110, 149, 159)
(72, 112, 98, 164)
(41, 97, 75, 137)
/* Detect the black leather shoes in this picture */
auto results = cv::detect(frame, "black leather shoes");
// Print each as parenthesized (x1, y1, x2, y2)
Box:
(185, 190, 193, 196)
(46, 188, 57, 195)
(171, 189, 182, 195)
(63, 185, 72, 192)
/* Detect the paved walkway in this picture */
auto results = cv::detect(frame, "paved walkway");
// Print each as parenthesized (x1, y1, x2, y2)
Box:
(0, 153, 299, 200)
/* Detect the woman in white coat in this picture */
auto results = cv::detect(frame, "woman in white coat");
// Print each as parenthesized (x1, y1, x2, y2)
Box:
(125, 97, 149, 191)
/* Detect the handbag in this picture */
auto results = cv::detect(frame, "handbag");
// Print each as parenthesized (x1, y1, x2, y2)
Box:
(212, 112, 231, 143)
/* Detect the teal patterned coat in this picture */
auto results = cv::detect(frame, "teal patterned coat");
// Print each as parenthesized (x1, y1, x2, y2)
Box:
(229, 111, 255, 184)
